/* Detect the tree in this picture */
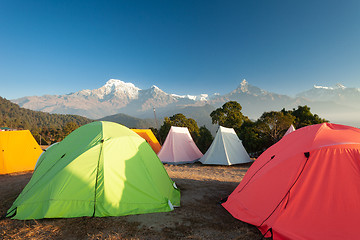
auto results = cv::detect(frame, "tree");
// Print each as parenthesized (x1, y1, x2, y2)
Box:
(237, 119, 266, 156)
(150, 127, 162, 145)
(288, 105, 328, 128)
(63, 122, 79, 137)
(256, 111, 296, 144)
(210, 101, 247, 129)
(196, 126, 214, 154)
(159, 113, 200, 143)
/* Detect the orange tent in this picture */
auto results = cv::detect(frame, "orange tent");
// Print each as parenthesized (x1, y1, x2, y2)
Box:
(0, 130, 43, 174)
(222, 123, 360, 239)
(131, 129, 161, 153)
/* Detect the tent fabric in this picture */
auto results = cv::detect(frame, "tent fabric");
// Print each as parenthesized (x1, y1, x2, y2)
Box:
(200, 126, 251, 165)
(7, 121, 180, 220)
(222, 123, 360, 239)
(0, 130, 42, 174)
(283, 124, 295, 136)
(157, 126, 203, 164)
(34, 142, 59, 170)
(131, 129, 161, 153)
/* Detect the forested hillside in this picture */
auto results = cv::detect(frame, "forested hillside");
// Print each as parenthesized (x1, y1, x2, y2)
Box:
(0, 96, 93, 144)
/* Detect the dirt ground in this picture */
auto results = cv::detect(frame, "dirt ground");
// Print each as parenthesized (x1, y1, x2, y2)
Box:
(0, 162, 263, 240)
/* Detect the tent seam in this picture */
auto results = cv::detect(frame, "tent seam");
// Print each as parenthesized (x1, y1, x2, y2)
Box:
(259, 152, 311, 227)
(237, 155, 276, 194)
(92, 139, 104, 217)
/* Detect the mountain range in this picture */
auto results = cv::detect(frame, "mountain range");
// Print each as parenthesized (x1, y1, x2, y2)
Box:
(12, 79, 360, 129)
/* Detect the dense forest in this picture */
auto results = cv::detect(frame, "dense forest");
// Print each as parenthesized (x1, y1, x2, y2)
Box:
(0, 97, 93, 144)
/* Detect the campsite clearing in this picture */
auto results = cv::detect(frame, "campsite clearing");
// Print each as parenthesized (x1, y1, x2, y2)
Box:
(0, 162, 263, 239)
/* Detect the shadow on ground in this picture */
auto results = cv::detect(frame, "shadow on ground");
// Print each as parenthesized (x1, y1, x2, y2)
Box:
(0, 166, 264, 240)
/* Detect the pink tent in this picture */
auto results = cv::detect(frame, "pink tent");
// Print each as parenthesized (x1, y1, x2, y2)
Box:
(222, 123, 360, 239)
(157, 126, 203, 164)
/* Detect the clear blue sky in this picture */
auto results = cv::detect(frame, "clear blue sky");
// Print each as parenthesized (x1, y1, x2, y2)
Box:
(1, 0, 359, 99)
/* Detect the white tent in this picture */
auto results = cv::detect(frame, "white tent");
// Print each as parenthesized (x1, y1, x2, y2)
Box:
(284, 124, 296, 137)
(157, 126, 203, 164)
(200, 126, 251, 165)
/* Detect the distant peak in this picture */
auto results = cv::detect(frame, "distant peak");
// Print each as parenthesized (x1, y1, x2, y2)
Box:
(105, 79, 121, 84)
(335, 83, 346, 89)
(148, 85, 166, 94)
(238, 79, 249, 92)
(104, 79, 140, 90)
(313, 83, 346, 90)
(314, 85, 333, 90)
(170, 93, 209, 101)
(105, 79, 123, 86)
(95, 79, 141, 99)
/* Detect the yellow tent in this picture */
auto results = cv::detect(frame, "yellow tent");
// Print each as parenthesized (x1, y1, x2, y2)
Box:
(0, 130, 43, 174)
(131, 129, 161, 154)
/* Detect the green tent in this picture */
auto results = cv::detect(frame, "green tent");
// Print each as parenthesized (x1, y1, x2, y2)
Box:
(7, 121, 180, 220)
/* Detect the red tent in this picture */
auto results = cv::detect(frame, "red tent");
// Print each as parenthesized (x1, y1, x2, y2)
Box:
(222, 123, 360, 239)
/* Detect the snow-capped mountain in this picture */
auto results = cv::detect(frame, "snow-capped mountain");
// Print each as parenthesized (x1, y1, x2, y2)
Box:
(208, 79, 298, 118)
(171, 93, 209, 101)
(297, 83, 360, 104)
(76, 79, 140, 100)
(236, 79, 268, 95)
(12, 79, 207, 119)
(10, 79, 360, 128)
(13, 78, 291, 119)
